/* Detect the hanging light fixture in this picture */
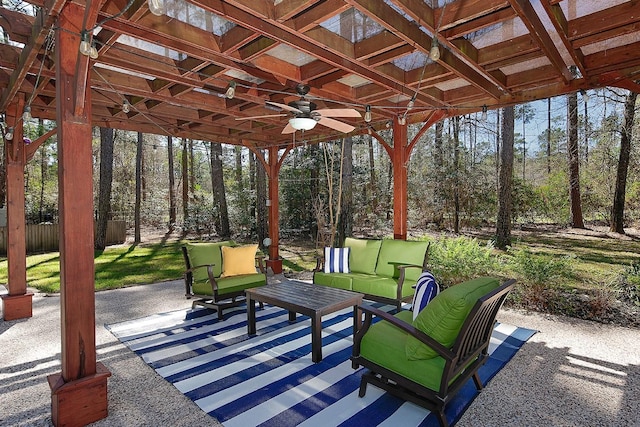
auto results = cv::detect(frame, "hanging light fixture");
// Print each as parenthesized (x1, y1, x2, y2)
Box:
(122, 100, 131, 113)
(5, 127, 14, 140)
(429, 37, 440, 61)
(481, 105, 488, 122)
(225, 81, 236, 99)
(364, 105, 372, 123)
(79, 31, 93, 57)
(148, 0, 165, 16)
(289, 117, 317, 131)
(23, 105, 32, 121)
(89, 41, 99, 60)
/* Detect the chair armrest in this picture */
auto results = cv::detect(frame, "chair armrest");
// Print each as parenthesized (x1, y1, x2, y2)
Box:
(184, 264, 219, 292)
(354, 305, 455, 362)
(255, 255, 266, 274)
(313, 255, 324, 272)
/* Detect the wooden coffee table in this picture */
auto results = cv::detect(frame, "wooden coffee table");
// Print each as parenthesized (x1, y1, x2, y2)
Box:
(245, 280, 364, 363)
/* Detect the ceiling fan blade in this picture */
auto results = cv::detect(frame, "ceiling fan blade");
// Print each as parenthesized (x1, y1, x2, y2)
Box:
(281, 122, 296, 134)
(318, 117, 356, 133)
(235, 114, 287, 120)
(266, 101, 303, 114)
(315, 108, 362, 118)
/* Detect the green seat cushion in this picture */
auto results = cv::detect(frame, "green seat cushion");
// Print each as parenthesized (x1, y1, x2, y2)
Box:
(360, 310, 445, 391)
(406, 277, 501, 360)
(352, 276, 415, 300)
(185, 241, 234, 282)
(344, 237, 382, 275)
(375, 240, 429, 281)
(192, 272, 266, 296)
(313, 271, 354, 290)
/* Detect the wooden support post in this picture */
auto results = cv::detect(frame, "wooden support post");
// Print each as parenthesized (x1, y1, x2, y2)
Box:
(1, 98, 33, 321)
(266, 146, 283, 274)
(47, 3, 110, 426)
(392, 117, 409, 240)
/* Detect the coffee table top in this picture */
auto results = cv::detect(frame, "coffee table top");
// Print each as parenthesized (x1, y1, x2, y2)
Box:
(245, 280, 363, 313)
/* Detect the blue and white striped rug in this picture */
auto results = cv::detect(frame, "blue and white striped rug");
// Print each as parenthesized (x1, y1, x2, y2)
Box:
(107, 303, 535, 427)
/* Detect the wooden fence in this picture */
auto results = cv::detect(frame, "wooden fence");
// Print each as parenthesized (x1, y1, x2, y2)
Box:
(0, 221, 127, 255)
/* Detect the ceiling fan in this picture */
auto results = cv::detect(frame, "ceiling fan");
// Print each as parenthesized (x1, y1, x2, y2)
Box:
(237, 84, 361, 134)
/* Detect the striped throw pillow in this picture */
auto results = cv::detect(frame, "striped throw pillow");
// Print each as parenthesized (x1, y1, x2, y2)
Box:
(323, 247, 351, 273)
(411, 271, 440, 320)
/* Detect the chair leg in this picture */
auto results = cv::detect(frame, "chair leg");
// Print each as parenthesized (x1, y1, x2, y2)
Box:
(358, 376, 369, 397)
(435, 409, 449, 427)
(472, 372, 483, 390)
(217, 308, 224, 321)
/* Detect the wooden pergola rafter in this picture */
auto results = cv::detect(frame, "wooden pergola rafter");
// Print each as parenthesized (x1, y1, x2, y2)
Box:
(1, 1, 639, 425)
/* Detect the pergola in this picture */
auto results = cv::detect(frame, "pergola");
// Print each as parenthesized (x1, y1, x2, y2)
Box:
(1, 0, 639, 425)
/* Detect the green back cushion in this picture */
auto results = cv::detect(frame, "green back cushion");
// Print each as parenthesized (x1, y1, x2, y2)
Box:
(344, 237, 382, 275)
(375, 240, 429, 281)
(406, 277, 500, 360)
(185, 241, 234, 282)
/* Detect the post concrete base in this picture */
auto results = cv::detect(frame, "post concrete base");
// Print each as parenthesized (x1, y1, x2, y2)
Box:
(48, 362, 111, 427)
(1, 292, 33, 320)
(266, 258, 283, 274)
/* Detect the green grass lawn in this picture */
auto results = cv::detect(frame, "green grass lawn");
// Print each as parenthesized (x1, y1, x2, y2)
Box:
(0, 231, 637, 300)
(0, 242, 187, 293)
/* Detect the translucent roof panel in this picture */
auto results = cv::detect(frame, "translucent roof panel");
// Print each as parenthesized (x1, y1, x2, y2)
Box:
(116, 35, 182, 60)
(337, 74, 372, 88)
(393, 51, 430, 72)
(467, 18, 528, 49)
(224, 69, 265, 85)
(561, 0, 628, 20)
(167, 0, 235, 36)
(320, 8, 385, 43)
(265, 45, 316, 67)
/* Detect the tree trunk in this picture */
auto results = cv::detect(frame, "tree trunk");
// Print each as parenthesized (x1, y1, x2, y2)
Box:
(167, 135, 176, 232)
(367, 135, 377, 214)
(249, 150, 256, 221)
(256, 149, 267, 248)
(182, 138, 189, 227)
(210, 142, 230, 238)
(453, 117, 461, 233)
(610, 91, 638, 233)
(547, 98, 551, 175)
(189, 139, 195, 194)
(338, 137, 353, 243)
(496, 106, 514, 250)
(433, 120, 444, 228)
(134, 132, 143, 244)
(567, 92, 585, 228)
(309, 144, 320, 238)
(95, 127, 114, 249)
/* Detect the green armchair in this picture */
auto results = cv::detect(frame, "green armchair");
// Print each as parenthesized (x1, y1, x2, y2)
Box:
(182, 241, 266, 320)
(351, 277, 516, 427)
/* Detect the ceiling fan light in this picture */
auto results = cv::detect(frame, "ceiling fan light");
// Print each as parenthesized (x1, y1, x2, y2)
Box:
(289, 117, 317, 131)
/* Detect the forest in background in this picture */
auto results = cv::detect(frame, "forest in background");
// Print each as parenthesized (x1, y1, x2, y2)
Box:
(2, 87, 639, 249)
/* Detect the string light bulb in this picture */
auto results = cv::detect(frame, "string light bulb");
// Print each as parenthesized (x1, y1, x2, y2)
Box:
(364, 105, 372, 123)
(23, 105, 32, 121)
(429, 37, 440, 61)
(79, 31, 93, 57)
(148, 0, 165, 16)
(481, 105, 488, 122)
(89, 41, 99, 59)
(122, 100, 131, 113)
(5, 127, 14, 140)
(225, 81, 236, 99)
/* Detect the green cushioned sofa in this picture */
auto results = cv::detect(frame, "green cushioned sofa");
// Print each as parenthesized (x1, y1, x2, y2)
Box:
(351, 277, 516, 427)
(182, 241, 266, 320)
(313, 237, 430, 309)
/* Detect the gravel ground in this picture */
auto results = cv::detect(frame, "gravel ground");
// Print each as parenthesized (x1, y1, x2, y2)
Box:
(1, 279, 639, 427)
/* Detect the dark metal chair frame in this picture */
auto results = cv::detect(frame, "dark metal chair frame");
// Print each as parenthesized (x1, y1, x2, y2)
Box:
(351, 278, 516, 427)
(181, 245, 265, 320)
